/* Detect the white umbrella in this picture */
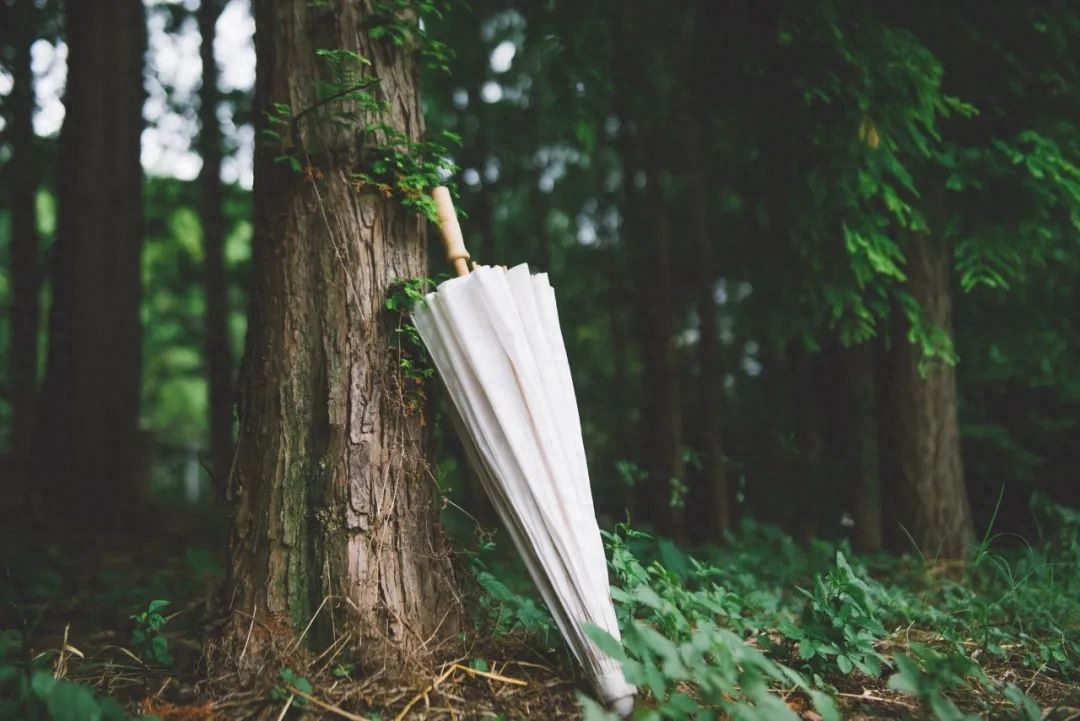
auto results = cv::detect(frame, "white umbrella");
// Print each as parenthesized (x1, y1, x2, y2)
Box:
(412, 188, 635, 714)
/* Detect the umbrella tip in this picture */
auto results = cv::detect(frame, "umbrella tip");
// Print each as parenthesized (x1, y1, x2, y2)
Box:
(610, 695, 635, 717)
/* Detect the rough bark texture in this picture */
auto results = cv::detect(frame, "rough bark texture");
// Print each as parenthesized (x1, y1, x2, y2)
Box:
(225, 0, 462, 673)
(31, 0, 146, 524)
(845, 341, 883, 553)
(6, 0, 41, 500)
(880, 233, 974, 560)
(198, 0, 235, 486)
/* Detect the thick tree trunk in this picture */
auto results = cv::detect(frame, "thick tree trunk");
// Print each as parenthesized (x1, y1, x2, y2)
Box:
(223, 0, 461, 673)
(31, 0, 146, 525)
(880, 233, 974, 561)
(198, 0, 235, 487)
(845, 341, 883, 553)
(7, 0, 41, 498)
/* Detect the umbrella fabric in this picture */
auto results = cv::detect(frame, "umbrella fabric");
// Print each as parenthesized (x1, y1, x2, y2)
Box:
(413, 264, 634, 711)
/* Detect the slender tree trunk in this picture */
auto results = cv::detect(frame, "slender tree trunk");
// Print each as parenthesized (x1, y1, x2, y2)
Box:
(32, 0, 146, 525)
(790, 342, 823, 544)
(684, 116, 729, 541)
(608, 291, 635, 518)
(7, 0, 41, 498)
(880, 233, 974, 561)
(635, 145, 686, 540)
(198, 0, 234, 487)
(223, 0, 461, 673)
(845, 341, 883, 553)
(474, 125, 496, 264)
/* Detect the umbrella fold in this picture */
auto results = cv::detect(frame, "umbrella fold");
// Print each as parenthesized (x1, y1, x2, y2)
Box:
(413, 189, 635, 714)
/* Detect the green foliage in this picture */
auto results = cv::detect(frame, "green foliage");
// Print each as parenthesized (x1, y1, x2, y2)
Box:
(258, 9, 457, 225)
(0, 631, 138, 721)
(386, 277, 439, 414)
(367, 0, 454, 73)
(614, 460, 648, 489)
(596, 526, 838, 720)
(466, 506, 1080, 720)
(386, 276, 436, 364)
(310, 47, 382, 124)
(355, 126, 460, 221)
(270, 667, 313, 709)
(887, 647, 984, 721)
(778, 551, 886, 678)
(470, 558, 556, 641)
(139, 177, 251, 499)
(385, 276, 436, 314)
(129, 600, 172, 667)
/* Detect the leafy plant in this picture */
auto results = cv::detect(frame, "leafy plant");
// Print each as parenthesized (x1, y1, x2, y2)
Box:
(585, 621, 838, 721)
(0, 629, 137, 721)
(386, 277, 439, 415)
(367, 0, 455, 73)
(270, 667, 313, 709)
(778, 550, 887, 677)
(887, 646, 984, 721)
(130, 600, 172, 667)
(355, 125, 460, 221)
(470, 558, 555, 641)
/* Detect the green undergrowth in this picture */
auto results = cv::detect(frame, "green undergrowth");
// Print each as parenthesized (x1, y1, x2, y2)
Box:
(3, 496, 1078, 720)
(468, 495, 1080, 720)
(0, 532, 222, 721)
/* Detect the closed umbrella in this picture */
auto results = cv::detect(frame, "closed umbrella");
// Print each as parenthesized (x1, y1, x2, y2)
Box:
(412, 187, 634, 714)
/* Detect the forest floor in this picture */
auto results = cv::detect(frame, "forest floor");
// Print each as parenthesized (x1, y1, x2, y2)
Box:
(1, 502, 1079, 720)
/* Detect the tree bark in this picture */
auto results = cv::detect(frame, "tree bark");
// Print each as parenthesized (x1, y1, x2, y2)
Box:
(223, 0, 462, 673)
(880, 233, 974, 561)
(198, 0, 235, 488)
(31, 0, 146, 525)
(6, 0, 41, 500)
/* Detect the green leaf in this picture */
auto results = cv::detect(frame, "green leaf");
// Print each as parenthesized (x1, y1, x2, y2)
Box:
(46, 680, 104, 721)
(583, 624, 629, 665)
(0, 630, 22, 659)
(578, 693, 619, 721)
(99, 697, 127, 721)
(31, 670, 56, 700)
(1003, 684, 1042, 721)
(147, 600, 170, 614)
(887, 654, 923, 695)
(808, 690, 840, 721)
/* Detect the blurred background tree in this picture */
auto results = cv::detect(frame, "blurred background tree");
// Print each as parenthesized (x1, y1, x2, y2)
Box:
(1, 0, 1078, 560)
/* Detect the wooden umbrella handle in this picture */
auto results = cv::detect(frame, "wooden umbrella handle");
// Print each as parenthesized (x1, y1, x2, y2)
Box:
(432, 186, 470, 277)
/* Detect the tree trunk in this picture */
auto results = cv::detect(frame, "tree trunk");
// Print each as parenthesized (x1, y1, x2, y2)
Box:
(223, 0, 462, 673)
(845, 341, 883, 553)
(31, 0, 146, 525)
(684, 116, 729, 542)
(608, 290, 635, 519)
(7, 0, 41, 502)
(790, 342, 824, 545)
(880, 233, 974, 561)
(635, 145, 686, 541)
(198, 0, 234, 488)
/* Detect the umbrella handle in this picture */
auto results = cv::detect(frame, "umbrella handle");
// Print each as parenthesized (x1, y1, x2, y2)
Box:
(432, 186, 471, 277)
